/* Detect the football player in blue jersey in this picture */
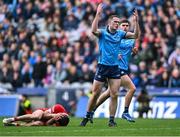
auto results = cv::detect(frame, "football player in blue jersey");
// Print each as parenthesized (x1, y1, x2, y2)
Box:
(80, 4, 140, 127)
(92, 18, 140, 123)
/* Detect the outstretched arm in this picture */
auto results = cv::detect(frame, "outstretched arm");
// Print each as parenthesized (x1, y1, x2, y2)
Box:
(126, 9, 140, 39)
(46, 117, 56, 126)
(92, 3, 103, 37)
(132, 22, 141, 55)
(132, 31, 141, 56)
(132, 46, 139, 56)
(46, 113, 69, 126)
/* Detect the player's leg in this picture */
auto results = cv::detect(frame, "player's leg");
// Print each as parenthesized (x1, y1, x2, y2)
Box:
(23, 121, 44, 126)
(80, 64, 106, 126)
(94, 87, 110, 111)
(87, 80, 104, 112)
(3, 122, 19, 126)
(3, 121, 44, 127)
(121, 75, 136, 122)
(3, 114, 31, 124)
(16, 109, 44, 121)
(80, 79, 104, 126)
(122, 75, 136, 110)
(108, 78, 121, 127)
(88, 86, 110, 123)
(3, 110, 44, 124)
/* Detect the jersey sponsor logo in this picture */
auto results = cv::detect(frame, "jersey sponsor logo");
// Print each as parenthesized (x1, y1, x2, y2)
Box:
(114, 35, 120, 40)
(118, 54, 122, 59)
(121, 71, 125, 75)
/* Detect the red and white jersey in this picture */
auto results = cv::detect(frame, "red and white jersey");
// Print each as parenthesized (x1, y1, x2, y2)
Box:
(38, 104, 67, 114)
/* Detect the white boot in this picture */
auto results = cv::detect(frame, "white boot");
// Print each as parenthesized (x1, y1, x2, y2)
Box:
(3, 118, 14, 123)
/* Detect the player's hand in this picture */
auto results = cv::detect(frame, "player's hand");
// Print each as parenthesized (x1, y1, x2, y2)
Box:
(96, 3, 103, 15)
(132, 47, 138, 55)
(132, 9, 139, 22)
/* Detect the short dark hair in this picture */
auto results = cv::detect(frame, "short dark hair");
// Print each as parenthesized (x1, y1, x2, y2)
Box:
(120, 19, 130, 25)
(108, 15, 119, 22)
(57, 115, 70, 126)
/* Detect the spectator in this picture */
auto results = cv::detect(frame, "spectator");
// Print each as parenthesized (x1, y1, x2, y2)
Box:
(0, 62, 13, 84)
(157, 70, 170, 87)
(64, 65, 79, 84)
(18, 94, 32, 115)
(42, 64, 54, 87)
(63, 14, 79, 31)
(11, 60, 22, 90)
(168, 47, 180, 67)
(136, 88, 152, 118)
(32, 54, 47, 87)
(21, 61, 33, 86)
(169, 68, 180, 87)
(78, 63, 94, 83)
(52, 60, 67, 86)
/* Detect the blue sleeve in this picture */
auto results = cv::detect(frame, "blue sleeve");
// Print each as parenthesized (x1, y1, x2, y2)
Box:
(99, 29, 105, 38)
(119, 30, 126, 39)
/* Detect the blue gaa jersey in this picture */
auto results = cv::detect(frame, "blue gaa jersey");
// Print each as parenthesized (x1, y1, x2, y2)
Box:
(98, 28, 126, 66)
(118, 39, 135, 70)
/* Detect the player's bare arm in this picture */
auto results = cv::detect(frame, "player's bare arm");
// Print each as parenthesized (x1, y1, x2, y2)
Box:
(126, 9, 140, 39)
(46, 113, 69, 126)
(91, 3, 103, 37)
(132, 21, 141, 55)
(45, 117, 56, 126)
(132, 46, 138, 55)
(132, 33, 141, 55)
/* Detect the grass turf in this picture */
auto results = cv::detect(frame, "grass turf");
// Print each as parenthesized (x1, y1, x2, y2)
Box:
(0, 117, 180, 136)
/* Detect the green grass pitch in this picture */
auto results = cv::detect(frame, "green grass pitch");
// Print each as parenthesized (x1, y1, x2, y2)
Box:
(0, 117, 180, 136)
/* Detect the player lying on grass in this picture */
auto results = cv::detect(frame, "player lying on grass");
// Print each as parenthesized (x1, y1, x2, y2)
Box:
(3, 104, 69, 126)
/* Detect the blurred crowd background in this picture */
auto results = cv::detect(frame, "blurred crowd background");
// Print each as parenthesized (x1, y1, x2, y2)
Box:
(0, 0, 179, 92)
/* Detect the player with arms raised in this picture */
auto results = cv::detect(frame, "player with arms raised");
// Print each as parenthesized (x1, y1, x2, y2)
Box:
(80, 4, 139, 127)
(91, 11, 141, 123)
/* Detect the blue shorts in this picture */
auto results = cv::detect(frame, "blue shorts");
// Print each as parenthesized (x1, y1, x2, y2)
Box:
(94, 64, 121, 82)
(119, 68, 129, 76)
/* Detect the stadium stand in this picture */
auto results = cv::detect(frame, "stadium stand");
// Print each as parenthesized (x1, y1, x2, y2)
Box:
(0, 0, 179, 117)
(0, 0, 179, 91)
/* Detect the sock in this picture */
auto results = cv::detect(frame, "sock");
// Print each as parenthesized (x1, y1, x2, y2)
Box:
(123, 107, 129, 113)
(85, 112, 92, 118)
(91, 108, 97, 116)
(90, 111, 94, 118)
(8, 117, 15, 122)
(109, 116, 114, 122)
